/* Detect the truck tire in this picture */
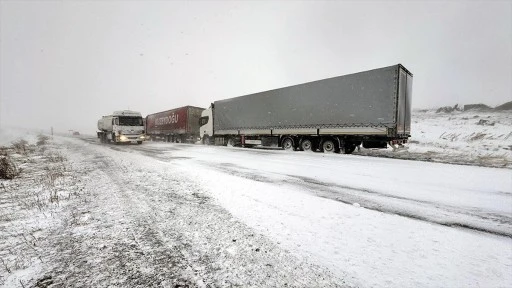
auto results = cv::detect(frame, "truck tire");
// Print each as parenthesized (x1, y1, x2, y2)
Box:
(322, 139, 337, 153)
(227, 137, 235, 147)
(203, 136, 211, 145)
(344, 144, 356, 154)
(137, 141, 142, 145)
(300, 139, 314, 152)
(282, 137, 295, 151)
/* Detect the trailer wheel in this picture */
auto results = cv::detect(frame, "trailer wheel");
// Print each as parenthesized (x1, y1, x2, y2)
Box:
(344, 144, 356, 154)
(322, 139, 337, 153)
(282, 138, 295, 151)
(227, 138, 235, 147)
(300, 139, 314, 152)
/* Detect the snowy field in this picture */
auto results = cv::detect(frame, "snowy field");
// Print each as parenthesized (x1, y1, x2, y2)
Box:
(0, 110, 511, 287)
(357, 110, 512, 168)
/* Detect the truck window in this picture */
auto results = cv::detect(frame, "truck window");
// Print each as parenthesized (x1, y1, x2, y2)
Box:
(199, 116, 209, 126)
(119, 117, 143, 126)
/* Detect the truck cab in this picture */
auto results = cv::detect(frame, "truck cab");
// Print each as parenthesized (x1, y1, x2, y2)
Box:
(199, 105, 214, 144)
(97, 110, 146, 144)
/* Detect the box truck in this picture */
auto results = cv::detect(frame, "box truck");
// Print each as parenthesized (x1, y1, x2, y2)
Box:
(146, 106, 204, 143)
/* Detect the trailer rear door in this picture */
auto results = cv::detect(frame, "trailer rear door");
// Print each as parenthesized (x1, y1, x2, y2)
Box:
(397, 66, 413, 136)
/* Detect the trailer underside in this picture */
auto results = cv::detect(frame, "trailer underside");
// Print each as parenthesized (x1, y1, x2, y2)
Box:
(204, 125, 409, 154)
(146, 132, 199, 143)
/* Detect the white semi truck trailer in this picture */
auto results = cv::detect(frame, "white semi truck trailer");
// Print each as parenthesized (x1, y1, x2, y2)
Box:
(199, 64, 412, 154)
(97, 110, 146, 144)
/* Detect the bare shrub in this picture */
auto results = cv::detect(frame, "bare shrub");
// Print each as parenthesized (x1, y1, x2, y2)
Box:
(0, 156, 21, 179)
(12, 139, 28, 155)
(36, 134, 50, 146)
(0, 146, 8, 156)
(0, 257, 11, 273)
(476, 119, 495, 126)
(42, 166, 64, 187)
(439, 132, 460, 142)
(45, 151, 66, 163)
(40, 165, 65, 204)
(469, 133, 487, 141)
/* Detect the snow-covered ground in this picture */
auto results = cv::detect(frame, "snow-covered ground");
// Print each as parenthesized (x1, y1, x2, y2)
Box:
(0, 134, 346, 287)
(0, 111, 511, 287)
(357, 110, 512, 168)
(170, 144, 511, 287)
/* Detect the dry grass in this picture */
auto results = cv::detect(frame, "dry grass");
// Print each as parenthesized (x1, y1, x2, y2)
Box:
(45, 151, 66, 163)
(11, 139, 28, 155)
(36, 134, 50, 146)
(468, 132, 487, 141)
(0, 137, 86, 286)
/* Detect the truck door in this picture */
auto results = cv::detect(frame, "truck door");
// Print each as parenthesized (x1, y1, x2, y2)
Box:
(397, 67, 413, 136)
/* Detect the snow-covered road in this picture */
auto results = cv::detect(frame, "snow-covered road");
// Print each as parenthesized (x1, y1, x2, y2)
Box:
(2, 133, 511, 287)
(70, 136, 512, 288)
(44, 137, 345, 287)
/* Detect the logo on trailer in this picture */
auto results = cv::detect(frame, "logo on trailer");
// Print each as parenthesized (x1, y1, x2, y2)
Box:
(155, 113, 179, 126)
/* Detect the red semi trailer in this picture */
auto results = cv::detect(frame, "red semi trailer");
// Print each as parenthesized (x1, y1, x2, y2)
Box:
(145, 106, 204, 143)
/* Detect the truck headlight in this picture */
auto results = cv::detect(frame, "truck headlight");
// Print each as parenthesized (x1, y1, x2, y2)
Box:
(120, 135, 128, 141)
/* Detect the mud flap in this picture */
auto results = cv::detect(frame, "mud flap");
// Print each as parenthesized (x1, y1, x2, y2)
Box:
(388, 142, 409, 152)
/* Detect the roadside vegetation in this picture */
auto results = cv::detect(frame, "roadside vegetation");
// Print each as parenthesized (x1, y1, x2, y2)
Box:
(0, 134, 86, 287)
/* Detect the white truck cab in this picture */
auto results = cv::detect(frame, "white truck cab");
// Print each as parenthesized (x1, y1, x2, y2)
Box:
(199, 105, 214, 144)
(97, 110, 146, 144)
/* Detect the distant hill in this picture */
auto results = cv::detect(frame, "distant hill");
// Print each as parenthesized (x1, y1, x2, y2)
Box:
(495, 101, 512, 111)
(415, 101, 511, 113)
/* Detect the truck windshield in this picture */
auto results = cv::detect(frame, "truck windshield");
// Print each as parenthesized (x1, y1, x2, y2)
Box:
(119, 117, 143, 126)
(199, 116, 209, 126)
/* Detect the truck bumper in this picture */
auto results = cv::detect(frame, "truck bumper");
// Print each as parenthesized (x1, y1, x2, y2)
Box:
(117, 135, 146, 142)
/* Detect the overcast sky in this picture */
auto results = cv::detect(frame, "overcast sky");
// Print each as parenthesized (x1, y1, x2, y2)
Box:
(1, 0, 511, 134)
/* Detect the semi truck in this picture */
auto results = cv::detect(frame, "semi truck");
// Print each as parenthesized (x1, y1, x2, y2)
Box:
(97, 110, 146, 144)
(199, 64, 412, 154)
(145, 106, 204, 143)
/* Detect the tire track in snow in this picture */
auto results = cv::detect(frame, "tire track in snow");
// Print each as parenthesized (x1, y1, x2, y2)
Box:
(287, 175, 512, 238)
(96, 157, 202, 287)
(200, 162, 512, 239)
